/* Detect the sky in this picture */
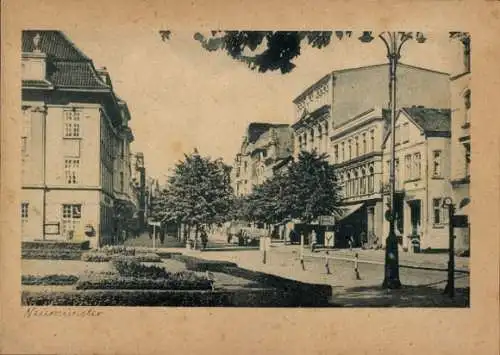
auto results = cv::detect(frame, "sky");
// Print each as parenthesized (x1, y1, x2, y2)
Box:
(63, 29, 458, 181)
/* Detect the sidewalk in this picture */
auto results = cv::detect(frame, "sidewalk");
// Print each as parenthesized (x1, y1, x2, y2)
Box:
(276, 245, 469, 273)
(183, 248, 469, 307)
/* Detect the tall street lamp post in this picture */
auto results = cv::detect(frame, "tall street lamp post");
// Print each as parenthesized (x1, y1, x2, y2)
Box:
(354, 31, 426, 289)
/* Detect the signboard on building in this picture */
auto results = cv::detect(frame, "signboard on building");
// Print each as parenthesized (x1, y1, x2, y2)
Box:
(318, 215, 335, 226)
(452, 215, 469, 228)
(44, 222, 60, 235)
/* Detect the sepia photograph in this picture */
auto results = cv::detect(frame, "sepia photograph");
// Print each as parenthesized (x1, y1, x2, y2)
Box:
(18, 29, 472, 308)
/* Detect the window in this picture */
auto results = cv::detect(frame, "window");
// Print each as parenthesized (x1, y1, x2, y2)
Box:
(370, 130, 375, 152)
(63, 109, 82, 138)
(402, 123, 409, 143)
(120, 172, 124, 192)
(433, 198, 449, 225)
(346, 173, 352, 196)
(355, 136, 359, 157)
(62, 204, 82, 237)
(405, 155, 412, 181)
(360, 168, 366, 194)
(353, 171, 359, 196)
(394, 126, 400, 145)
(464, 90, 471, 124)
(464, 143, 471, 177)
(386, 160, 390, 183)
(348, 140, 352, 160)
(21, 202, 29, 223)
(395, 158, 400, 188)
(334, 144, 339, 163)
(413, 153, 421, 179)
(341, 142, 345, 161)
(362, 133, 367, 154)
(64, 159, 80, 184)
(463, 36, 471, 73)
(368, 166, 374, 193)
(432, 151, 442, 177)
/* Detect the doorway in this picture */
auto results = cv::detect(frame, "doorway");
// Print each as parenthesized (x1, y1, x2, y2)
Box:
(409, 200, 422, 237)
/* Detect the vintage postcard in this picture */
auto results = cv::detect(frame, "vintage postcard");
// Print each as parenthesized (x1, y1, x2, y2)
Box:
(1, 0, 499, 354)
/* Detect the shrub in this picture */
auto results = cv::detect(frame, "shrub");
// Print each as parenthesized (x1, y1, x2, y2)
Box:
(172, 254, 237, 272)
(22, 240, 90, 251)
(81, 252, 112, 262)
(130, 253, 162, 262)
(22, 274, 79, 286)
(112, 257, 169, 279)
(22, 249, 83, 260)
(100, 245, 136, 256)
(75, 275, 213, 291)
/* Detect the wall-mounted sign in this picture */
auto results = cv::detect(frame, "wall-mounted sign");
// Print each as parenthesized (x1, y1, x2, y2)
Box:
(318, 215, 335, 226)
(452, 215, 469, 228)
(44, 222, 60, 235)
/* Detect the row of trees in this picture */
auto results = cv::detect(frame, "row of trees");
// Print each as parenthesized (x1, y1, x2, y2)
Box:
(150, 149, 342, 242)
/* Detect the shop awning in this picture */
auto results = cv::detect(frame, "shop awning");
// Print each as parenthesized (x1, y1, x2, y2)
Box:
(333, 202, 365, 222)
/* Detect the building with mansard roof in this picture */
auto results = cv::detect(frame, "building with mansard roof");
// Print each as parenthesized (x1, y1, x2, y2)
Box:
(21, 30, 136, 248)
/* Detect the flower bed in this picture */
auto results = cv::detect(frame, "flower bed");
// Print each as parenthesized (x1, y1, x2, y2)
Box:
(112, 257, 169, 278)
(100, 245, 136, 256)
(81, 252, 161, 263)
(22, 274, 79, 286)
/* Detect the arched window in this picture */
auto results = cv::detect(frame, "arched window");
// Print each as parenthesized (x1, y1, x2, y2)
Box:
(346, 172, 351, 197)
(368, 166, 374, 193)
(353, 171, 359, 196)
(361, 168, 366, 194)
(355, 136, 359, 157)
(348, 139, 352, 160)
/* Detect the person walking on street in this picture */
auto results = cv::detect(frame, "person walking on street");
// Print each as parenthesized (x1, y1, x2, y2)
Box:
(311, 229, 318, 253)
(200, 227, 208, 250)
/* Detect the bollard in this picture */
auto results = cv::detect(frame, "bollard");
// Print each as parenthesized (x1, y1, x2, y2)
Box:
(354, 252, 361, 280)
(325, 250, 331, 274)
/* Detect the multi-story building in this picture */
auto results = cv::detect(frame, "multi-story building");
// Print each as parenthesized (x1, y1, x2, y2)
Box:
(449, 32, 471, 252)
(232, 123, 293, 196)
(330, 107, 389, 247)
(20, 30, 136, 248)
(291, 63, 451, 247)
(381, 107, 452, 250)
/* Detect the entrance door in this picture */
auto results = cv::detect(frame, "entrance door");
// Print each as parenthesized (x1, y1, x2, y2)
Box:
(410, 200, 421, 237)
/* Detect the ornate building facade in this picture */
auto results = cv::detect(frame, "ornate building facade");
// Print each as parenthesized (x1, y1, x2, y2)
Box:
(232, 123, 293, 196)
(20, 30, 136, 248)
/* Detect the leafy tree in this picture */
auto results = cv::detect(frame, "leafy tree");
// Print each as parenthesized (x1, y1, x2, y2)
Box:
(159, 149, 233, 243)
(239, 151, 341, 228)
(281, 150, 341, 224)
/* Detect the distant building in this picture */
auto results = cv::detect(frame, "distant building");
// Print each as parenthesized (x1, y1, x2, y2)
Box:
(131, 152, 147, 231)
(449, 32, 471, 252)
(20, 30, 135, 248)
(232, 123, 294, 196)
(382, 107, 452, 250)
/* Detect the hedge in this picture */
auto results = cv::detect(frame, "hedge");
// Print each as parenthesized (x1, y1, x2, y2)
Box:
(22, 240, 90, 250)
(172, 254, 237, 272)
(22, 274, 79, 286)
(81, 252, 111, 262)
(21, 288, 333, 307)
(75, 275, 213, 291)
(81, 252, 162, 263)
(22, 249, 83, 260)
(112, 258, 169, 278)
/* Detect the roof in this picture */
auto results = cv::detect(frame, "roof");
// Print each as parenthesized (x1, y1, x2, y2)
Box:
(247, 122, 289, 143)
(382, 106, 451, 146)
(22, 30, 90, 61)
(22, 30, 109, 90)
(403, 107, 451, 133)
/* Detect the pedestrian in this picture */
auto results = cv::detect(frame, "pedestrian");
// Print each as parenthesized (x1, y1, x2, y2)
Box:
(310, 229, 317, 252)
(348, 235, 354, 251)
(200, 228, 208, 250)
